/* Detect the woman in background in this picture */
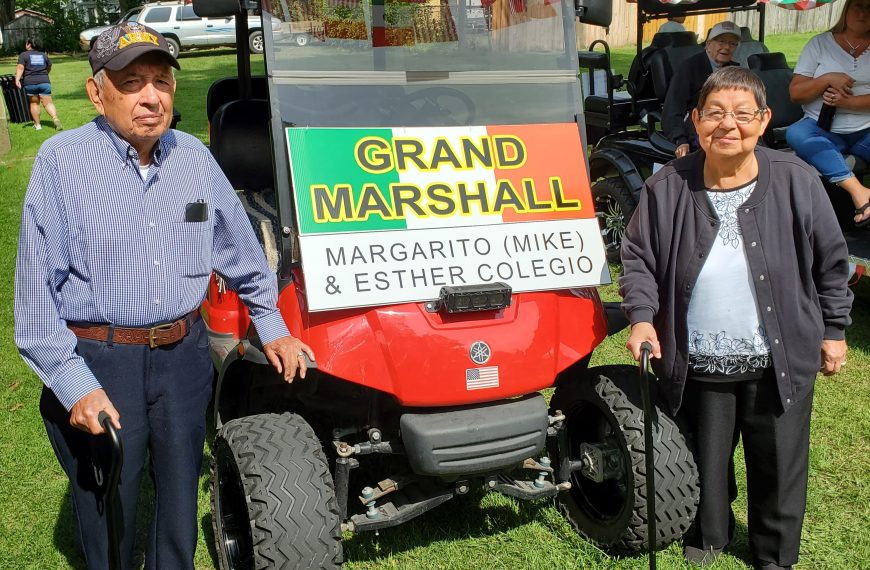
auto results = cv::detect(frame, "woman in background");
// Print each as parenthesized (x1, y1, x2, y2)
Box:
(786, 0, 870, 226)
(14, 38, 62, 131)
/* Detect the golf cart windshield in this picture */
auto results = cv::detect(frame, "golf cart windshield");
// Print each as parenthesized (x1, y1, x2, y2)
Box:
(261, 0, 582, 127)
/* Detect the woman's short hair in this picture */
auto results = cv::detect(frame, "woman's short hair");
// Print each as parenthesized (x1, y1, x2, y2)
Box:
(697, 66, 767, 110)
(25, 38, 40, 51)
(830, 0, 855, 33)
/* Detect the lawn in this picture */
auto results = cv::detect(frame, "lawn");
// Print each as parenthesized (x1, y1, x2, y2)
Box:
(1, 35, 869, 570)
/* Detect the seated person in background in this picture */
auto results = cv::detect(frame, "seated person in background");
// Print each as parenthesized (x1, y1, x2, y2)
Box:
(663, 21, 741, 158)
(658, 15, 687, 34)
(785, 0, 870, 227)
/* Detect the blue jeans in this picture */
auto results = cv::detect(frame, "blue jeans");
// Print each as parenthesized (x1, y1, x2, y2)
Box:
(23, 82, 51, 96)
(40, 317, 213, 570)
(785, 117, 870, 184)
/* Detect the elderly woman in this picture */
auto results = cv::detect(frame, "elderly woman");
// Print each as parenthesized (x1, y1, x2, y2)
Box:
(663, 21, 741, 158)
(785, 0, 870, 226)
(621, 67, 852, 570)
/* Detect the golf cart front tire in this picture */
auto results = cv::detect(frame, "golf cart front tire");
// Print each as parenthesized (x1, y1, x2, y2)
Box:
(551, 365, 699, 554)
(592, 177, 635, 264)
(211, 412, 343, 569)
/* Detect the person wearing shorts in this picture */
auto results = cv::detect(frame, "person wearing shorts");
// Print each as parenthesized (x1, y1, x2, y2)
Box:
(15, 38, 62, 131)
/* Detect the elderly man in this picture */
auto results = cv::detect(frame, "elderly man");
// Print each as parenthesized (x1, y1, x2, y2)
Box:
(662, 20, 742, 158)
(14, 22, 313, 569)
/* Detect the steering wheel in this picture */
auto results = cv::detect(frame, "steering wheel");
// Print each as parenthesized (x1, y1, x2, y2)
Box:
(394, 87, 477, 126)
(279, 86, 362, 124)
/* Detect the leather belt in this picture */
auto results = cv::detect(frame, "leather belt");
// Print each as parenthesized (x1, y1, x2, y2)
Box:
(67, 310, 200, 349)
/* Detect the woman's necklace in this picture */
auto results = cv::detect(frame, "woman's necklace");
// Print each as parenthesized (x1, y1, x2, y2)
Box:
(842, 35, 867, 57)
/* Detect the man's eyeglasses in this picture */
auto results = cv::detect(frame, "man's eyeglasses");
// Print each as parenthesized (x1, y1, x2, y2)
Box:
(711, 39, 739, 48)
(698, 108, 767, 124)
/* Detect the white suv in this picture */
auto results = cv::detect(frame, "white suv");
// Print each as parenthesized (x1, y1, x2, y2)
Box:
(80, 2, 273, 56)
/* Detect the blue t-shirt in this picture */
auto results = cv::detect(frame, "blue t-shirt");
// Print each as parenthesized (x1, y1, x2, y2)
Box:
(17, 50, 51, 86)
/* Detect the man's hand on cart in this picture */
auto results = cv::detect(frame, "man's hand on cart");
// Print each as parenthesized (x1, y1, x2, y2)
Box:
(264, 336, 316, 382)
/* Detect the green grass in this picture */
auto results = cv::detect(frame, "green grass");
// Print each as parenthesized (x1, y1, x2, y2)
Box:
(1, 37, 869, 569)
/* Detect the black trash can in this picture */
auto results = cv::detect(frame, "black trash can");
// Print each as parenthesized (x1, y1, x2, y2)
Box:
(1, 75, 30, 123)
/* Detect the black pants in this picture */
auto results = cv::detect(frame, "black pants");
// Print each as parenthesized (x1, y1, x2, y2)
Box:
(679, 374, 813, 567)
(40, 319, 213, 570)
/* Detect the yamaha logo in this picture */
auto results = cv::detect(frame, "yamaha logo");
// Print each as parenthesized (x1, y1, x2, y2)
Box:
(469, 341, 491, 365)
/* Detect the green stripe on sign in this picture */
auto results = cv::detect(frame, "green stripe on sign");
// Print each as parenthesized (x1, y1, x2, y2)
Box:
(288, 128, 405, 234)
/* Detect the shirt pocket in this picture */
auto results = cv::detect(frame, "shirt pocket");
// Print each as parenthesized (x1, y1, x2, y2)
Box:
(170, 220, 213, 278)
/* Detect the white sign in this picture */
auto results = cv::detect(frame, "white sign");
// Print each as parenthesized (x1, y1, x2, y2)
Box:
(301, 218, 610, 311)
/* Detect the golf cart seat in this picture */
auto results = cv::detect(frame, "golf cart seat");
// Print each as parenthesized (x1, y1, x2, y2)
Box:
(583, 32, 701, 143)
(627, 31, 699, 102)
(747, 52, 803, 148)
(206, 76, 269, 125)
(579, 41, 637, 143)
(733, 26, 769, 66)
(644, 32, 705, 103)
(210, 98, 280, 271)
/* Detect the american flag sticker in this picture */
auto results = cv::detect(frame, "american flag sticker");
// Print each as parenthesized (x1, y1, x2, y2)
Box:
(466, 366, 499, 390)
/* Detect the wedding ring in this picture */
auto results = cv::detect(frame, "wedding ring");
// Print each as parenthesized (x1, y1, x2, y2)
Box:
(297, 352, 304, 357)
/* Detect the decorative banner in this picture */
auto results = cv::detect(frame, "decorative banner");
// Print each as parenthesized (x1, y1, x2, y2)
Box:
(628, 0, 836, 8)
(287, 124, 611, 311)
(763, 0, 836, 10)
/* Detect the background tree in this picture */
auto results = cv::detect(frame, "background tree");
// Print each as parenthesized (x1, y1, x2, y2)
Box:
(19, 0, 87, 52)
(1, 0, 15, 32)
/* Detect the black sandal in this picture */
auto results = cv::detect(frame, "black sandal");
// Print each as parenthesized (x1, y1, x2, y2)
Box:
(855, 201, 870, 228)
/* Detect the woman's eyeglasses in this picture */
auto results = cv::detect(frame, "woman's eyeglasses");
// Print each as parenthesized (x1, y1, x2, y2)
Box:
(698, 108, 767, 124)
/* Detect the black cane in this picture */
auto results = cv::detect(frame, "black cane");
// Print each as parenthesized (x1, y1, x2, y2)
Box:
(98, 411, 123, 570)
(639, 342, 657, 570)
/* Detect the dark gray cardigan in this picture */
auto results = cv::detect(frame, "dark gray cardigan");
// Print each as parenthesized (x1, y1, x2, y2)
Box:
(620, 146, 853, 414)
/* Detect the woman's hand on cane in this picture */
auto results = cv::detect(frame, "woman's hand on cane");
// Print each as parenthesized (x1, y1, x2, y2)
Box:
(626, 322, 662, 362)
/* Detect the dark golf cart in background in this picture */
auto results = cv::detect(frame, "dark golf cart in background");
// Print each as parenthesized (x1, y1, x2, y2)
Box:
(580, 0, 870, 280)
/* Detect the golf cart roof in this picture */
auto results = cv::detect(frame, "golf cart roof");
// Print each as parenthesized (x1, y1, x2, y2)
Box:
(634, 0, 761, 20)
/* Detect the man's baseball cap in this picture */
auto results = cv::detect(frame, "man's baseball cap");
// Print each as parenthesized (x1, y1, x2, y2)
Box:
(89, 22, 180, 75)
(707, 21, 741, 43)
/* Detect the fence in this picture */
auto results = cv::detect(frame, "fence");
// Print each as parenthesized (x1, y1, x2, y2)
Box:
(575, 0, 845, 49)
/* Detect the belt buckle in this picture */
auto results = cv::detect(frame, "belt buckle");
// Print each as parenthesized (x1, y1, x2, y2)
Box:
(148, 322, 175, 349)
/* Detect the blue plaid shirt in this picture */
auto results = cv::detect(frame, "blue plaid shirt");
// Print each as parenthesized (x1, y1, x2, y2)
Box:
(15, 117, 290, 410)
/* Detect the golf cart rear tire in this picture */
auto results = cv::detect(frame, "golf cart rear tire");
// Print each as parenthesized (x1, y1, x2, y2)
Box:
(592, 177, 635, 264)
(211, 413, 343, 570)
(551, 365, 699, 554)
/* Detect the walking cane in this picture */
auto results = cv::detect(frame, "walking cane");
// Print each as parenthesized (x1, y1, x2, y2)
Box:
(639, 342, 657, 570)
(98, 411, 123, 570)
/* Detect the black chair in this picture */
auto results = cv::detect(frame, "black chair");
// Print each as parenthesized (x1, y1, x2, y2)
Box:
(206, 76, 269, 125)
(645, 32, 705, 104)
(579, 41, 634, 143)
(733, 26, 769, 67)
(210, 98, 273, 191)
(748, 52, 803, 148)
(210, 99, 281, 270)
(627, 31, 699, 102)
